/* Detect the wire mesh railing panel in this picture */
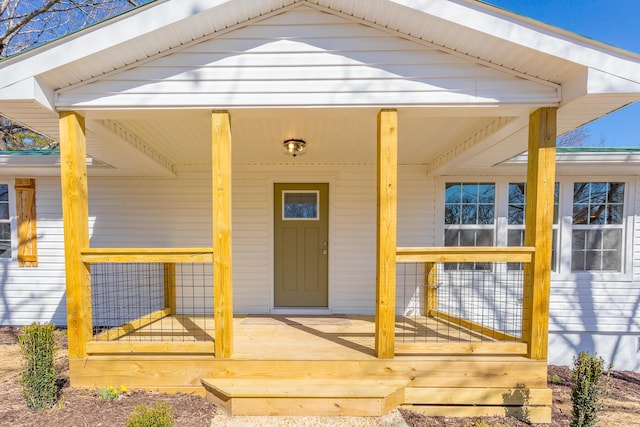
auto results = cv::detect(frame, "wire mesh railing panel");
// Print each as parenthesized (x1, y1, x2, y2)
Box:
(398, 262, 526, 343)
(91, 262, 214, 342)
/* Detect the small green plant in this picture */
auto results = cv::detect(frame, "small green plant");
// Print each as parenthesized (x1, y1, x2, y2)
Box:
(549, 373, 564, 385)
(18, 323, 58, 410)
(571, 352, 611, 427)
(126, 402, 175, 427)
(98, 385, 128, 401)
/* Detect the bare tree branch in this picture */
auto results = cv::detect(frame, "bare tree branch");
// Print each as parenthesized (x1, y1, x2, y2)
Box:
(0, 0, 155, 150)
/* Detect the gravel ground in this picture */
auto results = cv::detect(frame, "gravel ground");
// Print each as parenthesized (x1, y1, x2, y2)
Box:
(211, 409, 409, 426)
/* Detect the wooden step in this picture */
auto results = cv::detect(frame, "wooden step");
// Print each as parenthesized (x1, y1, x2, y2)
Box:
(201, 378, 408, 416)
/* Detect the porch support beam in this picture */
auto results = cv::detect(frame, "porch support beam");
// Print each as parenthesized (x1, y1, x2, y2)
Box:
(212, 110, 234, 359)
(59, 111, 92, 359)
(375, 109, 398, 359)
(522, 107, 557, 360)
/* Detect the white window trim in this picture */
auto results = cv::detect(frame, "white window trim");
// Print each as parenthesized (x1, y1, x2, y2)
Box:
(556, 176, 634, 282)
(0, 179, 17, 263)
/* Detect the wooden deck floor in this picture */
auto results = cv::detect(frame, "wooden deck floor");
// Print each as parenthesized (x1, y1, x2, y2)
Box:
(75, 315, 549, 422)
(102, 314, 520, 359)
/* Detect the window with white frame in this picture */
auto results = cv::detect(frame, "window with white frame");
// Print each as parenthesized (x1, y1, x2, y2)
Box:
(444, 182, 495, 270)
(571, 182, 625, 272)
(507, 183, 559, 271)
(441, 179, 630, 276)
(0, 184, 10, 258)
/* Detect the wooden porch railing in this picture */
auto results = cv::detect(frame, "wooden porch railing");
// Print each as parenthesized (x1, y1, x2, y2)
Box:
(396, 246, 535, 355)
(80, 248, 215, 355)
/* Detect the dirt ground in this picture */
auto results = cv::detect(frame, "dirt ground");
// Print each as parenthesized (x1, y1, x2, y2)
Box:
(1, 326, 639, 427)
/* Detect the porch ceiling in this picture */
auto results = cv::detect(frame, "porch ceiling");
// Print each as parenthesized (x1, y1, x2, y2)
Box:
(85, 107, 529, 170)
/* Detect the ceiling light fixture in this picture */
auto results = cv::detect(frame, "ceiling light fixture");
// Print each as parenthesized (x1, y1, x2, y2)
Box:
(283, 138, 307, 158)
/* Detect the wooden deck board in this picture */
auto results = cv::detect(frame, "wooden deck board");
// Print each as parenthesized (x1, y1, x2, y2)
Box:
(97, 315, 520, 360)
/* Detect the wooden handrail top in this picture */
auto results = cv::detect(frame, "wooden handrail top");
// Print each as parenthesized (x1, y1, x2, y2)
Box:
(396, 246, 534, 263)
(81, 247, 214, 263)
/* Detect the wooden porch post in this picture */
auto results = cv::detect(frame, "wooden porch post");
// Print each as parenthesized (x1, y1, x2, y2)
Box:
(522, 107, 557, 360)
(59, 111, 92, 359)
(375, 109, 398, 359)
(212, 110, 233, 359)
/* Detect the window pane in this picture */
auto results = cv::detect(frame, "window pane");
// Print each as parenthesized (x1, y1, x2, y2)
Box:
(607, 205, 623, 225)
(553, 183, 560, 224)
(507, 181, 525, 226)
(602, 229, 622, 250)
(284, 192, 318, 219)
(0, 241, 10, 258)
(459, 229, 476, 246)
(584, 250, 602, 270)
(444, 204, 460, 224)
(0, 203, 8, 220)
(589, 182, 608, 204)
(475, 229, 493, 246)
(477, 183, 495, 204)
(589, 205, 606, 225)
(551, 229, 557, 271)
(460, 205, 477, 224)
(507, 229, 524, 271)
(571, 250, 585, 271)
(444, 229, 459, 246)
(477, 204, 494, 225)
(508, 229, 524, 246)
(0, 185, 7, 202)
(609, 182, 625, 203)
(509, 183, 525, 204)
(0, 223, 10, 240)
(445, 183, 462, 203)
(461, 183, 479, 204)
(573, 204, 589, 224)
(601, 250, 621, 271)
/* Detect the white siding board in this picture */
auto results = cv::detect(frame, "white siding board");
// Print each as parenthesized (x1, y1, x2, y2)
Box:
(1, 178, 66, 326)
(56, 7, 558, 109)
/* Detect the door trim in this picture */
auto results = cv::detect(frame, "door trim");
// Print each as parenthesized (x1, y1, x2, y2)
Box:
(268, 176, 335, 315)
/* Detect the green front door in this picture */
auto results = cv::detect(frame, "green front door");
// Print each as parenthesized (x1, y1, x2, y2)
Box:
(274, 183, 329, 307)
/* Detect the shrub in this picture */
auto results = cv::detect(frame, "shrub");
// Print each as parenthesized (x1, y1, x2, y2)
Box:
(18, 323, 58, 410)
(548, 373, 564, 385)
(126, 402, 175, 427)
(571, 352, 610, 427)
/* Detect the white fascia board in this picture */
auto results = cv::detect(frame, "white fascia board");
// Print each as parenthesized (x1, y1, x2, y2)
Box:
(0, 78, 55, 110)
(0, 0, 237, 89)
(560, 67, 640, 108)
(587, 68, 640, 94)
(504, 151, 640, 165)
(391, 0, 640, 83)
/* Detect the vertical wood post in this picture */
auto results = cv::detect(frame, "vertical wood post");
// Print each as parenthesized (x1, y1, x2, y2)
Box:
(522, 107, 557, 360)
(424, 262, 438, 317)
(375, 109, 398, 359)
(212, 111, 233, 359)
(163, 263, 176, 314)
(59, 111, 92, 359)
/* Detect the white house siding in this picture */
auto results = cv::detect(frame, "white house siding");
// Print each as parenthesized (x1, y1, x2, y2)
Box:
(0, 177, 66, 326)
(55, 6, 558, 110)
